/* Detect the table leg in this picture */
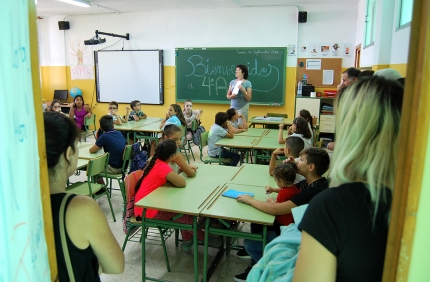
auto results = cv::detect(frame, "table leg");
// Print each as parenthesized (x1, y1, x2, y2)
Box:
(142, 209, 147, 282)
(193, 216, 198, 282)
(203, 218, 210, 282)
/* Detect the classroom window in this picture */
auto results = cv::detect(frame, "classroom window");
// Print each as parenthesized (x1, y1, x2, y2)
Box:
(364, 0, 376, 47)
(398, 0, 413, 28)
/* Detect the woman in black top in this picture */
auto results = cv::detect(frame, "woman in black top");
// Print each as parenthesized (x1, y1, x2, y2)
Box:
(294, 76, 403, 281)
(44, 112, 124, 281)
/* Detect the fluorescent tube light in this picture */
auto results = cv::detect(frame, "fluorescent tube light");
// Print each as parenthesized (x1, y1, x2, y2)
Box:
(57, 0, 91, 8)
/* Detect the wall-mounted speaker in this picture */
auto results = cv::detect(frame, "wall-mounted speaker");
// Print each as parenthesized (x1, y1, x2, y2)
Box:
(58, 21, 70, 30)
(298, 11, 307, 23)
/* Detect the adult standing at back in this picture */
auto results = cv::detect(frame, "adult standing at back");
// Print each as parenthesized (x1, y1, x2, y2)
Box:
(226, 64, 252, 123)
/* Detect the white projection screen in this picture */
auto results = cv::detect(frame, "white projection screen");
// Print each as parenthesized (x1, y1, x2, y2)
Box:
(95, 50, 164, 104)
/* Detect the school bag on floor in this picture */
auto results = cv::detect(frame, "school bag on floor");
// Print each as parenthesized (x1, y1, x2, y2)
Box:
(192, 125, 206, 146)
(129, 142, 148, 173)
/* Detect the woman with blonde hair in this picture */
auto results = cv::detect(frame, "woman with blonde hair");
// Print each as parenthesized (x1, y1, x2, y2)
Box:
(294, 76, 403, 281)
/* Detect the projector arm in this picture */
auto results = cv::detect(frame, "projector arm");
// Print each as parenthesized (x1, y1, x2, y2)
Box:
(96, 30, 130, 40)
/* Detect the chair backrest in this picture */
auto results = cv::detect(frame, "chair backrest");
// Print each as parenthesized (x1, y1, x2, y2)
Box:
(84, 114, 96, 128)
(266, 112, 288, 118)
(124, 170, 143, 202)
(87, 153, 109, 177)
(122, 145, 133, 172)
(200, 131, 209, 148)
(191, 119, 198, 131)
(178, 125, 188, 147)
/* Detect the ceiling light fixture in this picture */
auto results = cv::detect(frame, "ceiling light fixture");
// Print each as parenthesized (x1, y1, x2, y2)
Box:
(57, 0, 91, 8)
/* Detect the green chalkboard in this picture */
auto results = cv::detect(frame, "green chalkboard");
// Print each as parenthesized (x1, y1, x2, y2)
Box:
(175, 48, 286, 105)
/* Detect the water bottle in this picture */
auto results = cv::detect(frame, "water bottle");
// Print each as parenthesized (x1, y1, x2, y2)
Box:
(297, 81, 302, 97)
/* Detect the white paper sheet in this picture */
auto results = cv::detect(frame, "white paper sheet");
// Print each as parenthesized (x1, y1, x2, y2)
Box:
(323, 70, 334, 85)
(306, 59, 321, 70)
(232, 80, 243, 95)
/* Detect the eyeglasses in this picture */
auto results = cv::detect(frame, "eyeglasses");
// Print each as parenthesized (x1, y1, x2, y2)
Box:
(109, 107, 117, 110)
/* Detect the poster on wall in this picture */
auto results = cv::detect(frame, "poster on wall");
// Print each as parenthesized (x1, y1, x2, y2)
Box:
(320, 43, 331, 57)
(299, 45, 307, 54)
(332, 43, 341, 57)
(287, 44, 296, 56)
(70, 36, 94, 80)
(308, 43, 319, 57)
(343, 43, 352, 57)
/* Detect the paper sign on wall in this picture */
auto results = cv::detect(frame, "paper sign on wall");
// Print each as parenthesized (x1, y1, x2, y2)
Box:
(323, 70, 334, 85)
(306, 59, 321, 70)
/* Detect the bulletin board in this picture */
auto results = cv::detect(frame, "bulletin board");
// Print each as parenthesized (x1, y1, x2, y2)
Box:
(296, 58, 342, 87)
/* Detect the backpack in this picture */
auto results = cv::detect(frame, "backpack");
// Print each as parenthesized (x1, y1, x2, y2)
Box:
(129, 142, 148, 173)
(192, 125, 206, 146)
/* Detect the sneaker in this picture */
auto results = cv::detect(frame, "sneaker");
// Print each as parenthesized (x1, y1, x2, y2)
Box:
(236, 248, 251, 259)
(234, 265, 252, 282)
(181, 239, 194, 251)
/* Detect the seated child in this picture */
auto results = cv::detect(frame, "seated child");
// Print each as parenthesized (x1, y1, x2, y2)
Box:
(128, 100, 147, 121)
(226, 108, 248, 134)
(150, 104, 187, 156)
(183, 99, 203, 140)
(134, 139, 221, 251)
(298, 109, 314, 144)
(162, 124, 198, 177)
(235, 162, 300, 281)
(69, 95, 92, 130)
(234, 147, 330, 280)
(278, 117, 312, 148)
(49, 99, 68, 116)
(108, 101, 130, 125)
(207, 112, 240, 166)
(269, 136, 305, 183)
(89, 115, 126, 174)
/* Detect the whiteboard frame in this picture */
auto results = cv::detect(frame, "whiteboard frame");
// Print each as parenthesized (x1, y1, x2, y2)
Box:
(95, 50, 164, 105)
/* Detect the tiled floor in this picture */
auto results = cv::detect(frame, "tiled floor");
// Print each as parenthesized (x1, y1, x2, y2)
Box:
(71, 137, 250, 281)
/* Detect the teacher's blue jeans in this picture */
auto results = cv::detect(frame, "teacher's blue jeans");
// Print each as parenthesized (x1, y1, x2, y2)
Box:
(244, 223, 278, 264)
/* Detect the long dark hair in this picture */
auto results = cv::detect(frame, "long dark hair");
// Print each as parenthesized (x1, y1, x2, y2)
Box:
(171, 104, 186, 126)
(293, 117, 312, 139)
(299, 109, 313, 130)
(44, 112, 80, 169)
(135, 139, 178, 194)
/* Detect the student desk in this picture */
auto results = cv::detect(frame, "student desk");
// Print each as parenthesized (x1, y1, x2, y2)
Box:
(215, 136, 260, 163)
(248, 116, 294, 128)
(201, 181, 275, 281)
(78, 146, 105, 160)
(134, 164, 238, 282)
(114, 117, 162, 143)
(76, 159, 88, 170)
(227, 163, 276, 188)
(132, 120, 164, 146)
(252, 137, 284, 163)
(236, 128, 279, 138)
(77, 141, 93, 149)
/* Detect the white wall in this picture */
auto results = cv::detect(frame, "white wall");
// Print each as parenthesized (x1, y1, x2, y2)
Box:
(38, 4, 360, 69)
(38, 7, 300, 67)
(296, 3, 358, 68)
(356, 0, 410, 67)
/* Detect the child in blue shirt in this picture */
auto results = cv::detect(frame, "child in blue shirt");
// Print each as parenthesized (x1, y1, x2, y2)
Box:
(129, 100, 147, 121)
(89, 115, 126, 174)
(207, 112, 240, 166)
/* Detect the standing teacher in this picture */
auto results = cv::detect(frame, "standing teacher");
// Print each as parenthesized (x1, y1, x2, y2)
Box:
(226, 64, 252, 123)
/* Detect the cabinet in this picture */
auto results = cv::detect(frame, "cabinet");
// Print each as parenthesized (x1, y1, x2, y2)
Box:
(295, 97, 335, 134)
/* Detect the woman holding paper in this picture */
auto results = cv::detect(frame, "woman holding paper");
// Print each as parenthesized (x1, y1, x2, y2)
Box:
(226, 64, 252, 122)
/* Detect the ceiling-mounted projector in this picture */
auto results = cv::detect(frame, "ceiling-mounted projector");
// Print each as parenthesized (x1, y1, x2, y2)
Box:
(84, 30, 130, 46)
(84, 37, 106, 45)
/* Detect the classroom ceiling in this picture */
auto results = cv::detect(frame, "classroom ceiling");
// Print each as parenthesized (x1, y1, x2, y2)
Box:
(36, 0, 360, 17)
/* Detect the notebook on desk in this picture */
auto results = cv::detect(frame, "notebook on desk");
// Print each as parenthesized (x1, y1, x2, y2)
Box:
(254, 116, 283, 121)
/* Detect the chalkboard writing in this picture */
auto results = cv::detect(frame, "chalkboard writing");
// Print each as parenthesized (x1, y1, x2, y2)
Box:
(176, 48, 286, 105)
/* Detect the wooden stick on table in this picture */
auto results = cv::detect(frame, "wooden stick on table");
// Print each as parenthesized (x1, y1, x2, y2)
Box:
(198, 185, 221, 209)
(230, 165, 245, 181)
(207, 185, 229, 210)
